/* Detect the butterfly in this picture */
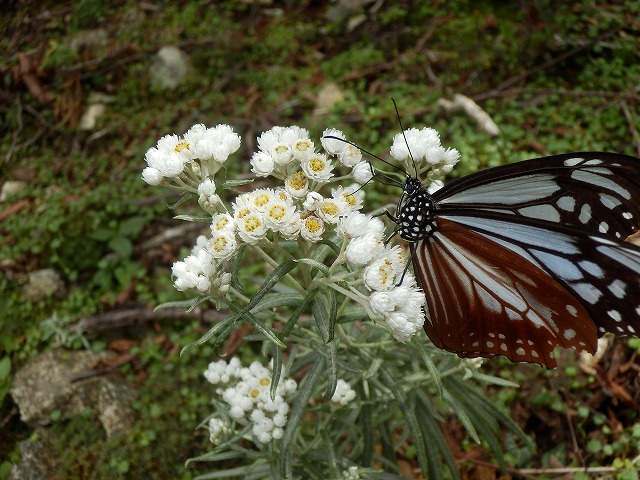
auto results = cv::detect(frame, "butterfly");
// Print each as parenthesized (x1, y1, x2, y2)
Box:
(389, 152, 640, 368)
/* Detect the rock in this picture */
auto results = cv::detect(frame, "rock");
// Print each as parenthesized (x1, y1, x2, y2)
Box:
(22, 269, 65, 301)
(150, 46, 193, 89)
(9, 429, 60, 480)
(313, 83, 345, 116)
(0, 181, 26, 202)
(10, 350, 136, 437)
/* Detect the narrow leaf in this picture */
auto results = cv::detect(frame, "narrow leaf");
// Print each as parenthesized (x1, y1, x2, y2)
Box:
(217, 178, 255, 190)
(251, 293, 305, 313)
(166, 192, 194, 209)
(180, 314, 238, 356)
(241, 260, 297, 314)
(270, 346, 283, 402)
(283, 291, 314, 336)
(154, 295, 209, 312)
(279, 356, 325, 476)
(228, 302, 286, 348)
(296, 257, 329, 273)
(173, 214, 212, 222)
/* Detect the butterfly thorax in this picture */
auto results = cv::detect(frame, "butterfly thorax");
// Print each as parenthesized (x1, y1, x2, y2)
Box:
(397, 177, 435, 242)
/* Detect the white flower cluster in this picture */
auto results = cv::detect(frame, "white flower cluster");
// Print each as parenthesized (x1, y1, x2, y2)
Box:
(204, 358, 298, 444)
(337, 212, 427, 342)
(208, 417, 231, 445)
(331, 379, 356, 407)
(171, 234, 231, 295)
(250, 126, 373, 185)
(142, 124, 241, 187)
(389, 127, 460, 179)
(342, 466, 360, 480)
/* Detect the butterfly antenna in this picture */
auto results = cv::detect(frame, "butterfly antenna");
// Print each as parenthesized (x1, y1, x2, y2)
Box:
(323, 135, 407, 176)
(391, 98, 418, 178)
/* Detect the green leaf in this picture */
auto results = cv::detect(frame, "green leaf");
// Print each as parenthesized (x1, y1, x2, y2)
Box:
(250, 293, 305, 313)
(228, 302, 285, 348)
(217, 178, 255, 190)
(442, 389, 480, 443)
(279, 356, 325, 477)
(230, 245, 246, 293)
(118, 216, 148, 237)
(311, 288, 336, 343)
(173, 214, 212, 222)
(416, 340, 442, 397)
(154, 295, 210, 313)
(108, 236, 133, 257)
(283, 291, 314, 336)
(180, 313, 238, 356)
(240, 260, 297, 314)
(167, 192, 194, 209)
(296, 258, 329, 274)
(0, 357, 11, 381)
(379, 366, 429, 479)
(270, 346, 284, 402)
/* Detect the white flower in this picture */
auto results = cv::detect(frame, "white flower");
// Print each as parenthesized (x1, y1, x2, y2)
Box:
(248, 188, 276, 213)
(338, 212, 384, 239)
(301, 153, 334, 183)
(263, 199, 298, 232)
(385, 311, 417, 342)
(331, 379, 356, 406)
(363, 257, 398, 291)
(142, 167, 163, 185)
(427, 179, 444, 194)
(144, 146, 185, 178)
(211, 213, 235, 234)
(337, 144, 362, 167)
(281, 212, 301, 240)
(352, 161, 374, 184)
(250, 151, 276, 177)
(316, 197, 349, 224)
(212, 358, 297, 444)
(191, 124, 241, 163)
(198, 178, 220, 213)
(171, 244, 229, 295)
(157, 133, 195, 160)
(237, 213, 268, 244)
(299, 215, 325, 242)
(208, 418, 231, 445)
(369, 291, 395, 317)
(321, 128, 347, 155)
(342, 466, 360, 480)
(209, 231, 237, 259)
(302, 192, 323, 211)
(284, 171, 309, 199)
(332, 184, 364, 213)
(345, 232, 383, 265)
(292, 138, 314, 161)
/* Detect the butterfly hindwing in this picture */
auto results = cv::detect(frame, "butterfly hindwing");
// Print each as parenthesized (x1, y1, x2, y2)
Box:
(441, 212, 640, 340)
(415, 218, 598, 368)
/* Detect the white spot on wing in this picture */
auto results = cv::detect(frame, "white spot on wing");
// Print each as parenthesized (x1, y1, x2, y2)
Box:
(579, 204, 592, 224)
(564, 329, 576, 340)
(608, 310, 622, 322)
(556, 196, 576, 212)
(608, 279, 627, 299)
(572, 282, 602, 304)
(518, 205, 561, 222)
(564, 157, 583, 167)
(579, 260, 604, 278)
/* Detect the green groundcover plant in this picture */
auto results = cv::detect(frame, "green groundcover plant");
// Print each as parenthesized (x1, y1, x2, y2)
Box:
(141, 121, 531, 479)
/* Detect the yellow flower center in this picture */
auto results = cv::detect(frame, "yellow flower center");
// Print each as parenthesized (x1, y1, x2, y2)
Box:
(275, 144, 289, 155)
(321, 201, 339, 216)
(288, 171, 308, 191)
(244, 216, 262, 232)
(309, 156, 326, 172)
(304, 217, 322, 233)
(215, 217, 229, 229)
(259, 377, 270, 386)
(295, 140, 311, 153)
(236, 208, 250, 219)
(253, 193, 270, 208)
(343, 193, 357, 206)
(212, 237, 227, 252)
(250, 389, 260, 398)
(174, 141, 190, 153)
(268, 205, 286, 221)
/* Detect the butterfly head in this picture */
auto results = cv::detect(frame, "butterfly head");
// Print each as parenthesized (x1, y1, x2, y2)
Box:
(397, 176, 436, 242)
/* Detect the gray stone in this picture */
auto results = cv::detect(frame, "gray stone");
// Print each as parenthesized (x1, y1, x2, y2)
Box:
(9, 429, 59, 480)
(22, 269, 65, 302)
(150, 46, 193, 89)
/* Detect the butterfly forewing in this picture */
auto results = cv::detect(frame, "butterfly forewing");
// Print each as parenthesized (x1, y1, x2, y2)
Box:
(415, 218, 597, 368)
(434, 153, 640, 240)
